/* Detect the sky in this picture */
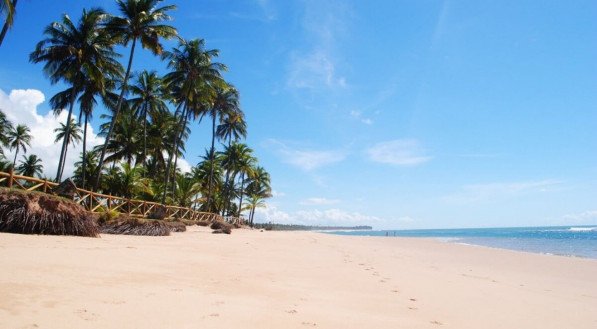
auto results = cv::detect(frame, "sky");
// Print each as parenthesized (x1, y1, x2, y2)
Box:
(0, 0, 596, 229)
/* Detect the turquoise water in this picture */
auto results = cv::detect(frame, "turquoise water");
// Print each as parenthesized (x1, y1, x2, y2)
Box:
(328, 226, 597, 259)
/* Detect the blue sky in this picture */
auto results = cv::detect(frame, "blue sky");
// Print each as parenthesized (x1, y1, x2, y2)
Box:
(0, 0, 596, 229)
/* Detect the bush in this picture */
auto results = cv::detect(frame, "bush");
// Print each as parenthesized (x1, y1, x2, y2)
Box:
(0, 188, 99, 237)
(96, 207, 119, 225)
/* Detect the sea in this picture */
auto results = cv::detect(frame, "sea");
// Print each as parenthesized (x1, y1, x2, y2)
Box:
(328, 226, 597, 259)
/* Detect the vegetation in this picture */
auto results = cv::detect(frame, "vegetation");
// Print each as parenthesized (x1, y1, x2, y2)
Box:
(0, 0, 273, 228)
(0, 188, 99, 237)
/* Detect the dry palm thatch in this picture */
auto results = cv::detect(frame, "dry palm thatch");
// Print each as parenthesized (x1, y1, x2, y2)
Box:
(210, 220, 232, 234)
(99, 215, 170, 236)
(0, 188, 99, 237)
(165, 220, 186, 232)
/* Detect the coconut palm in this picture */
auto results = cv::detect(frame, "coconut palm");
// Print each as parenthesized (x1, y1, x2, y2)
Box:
(244, 165, 271, 225)
(7, 124, 31, 167)
(0, 0, 17, 47)
(30, 8, 121, 182)
(128, 70, 168, 171)
(0, 109, 13, 154)
(99, 108, 142, 167)
(203, 84, 239, 211)
(54, 118, 82, 146)
(17, 154, 43, 178)
(73, 150, 99, 188)
(172, 173, 201, 208)
(161, 38, 226, 203)
(95, 0, 178, 190)
(233, 144, 256, 218)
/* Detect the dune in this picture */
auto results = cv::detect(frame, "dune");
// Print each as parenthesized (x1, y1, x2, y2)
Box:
(0, 226, 596, 328)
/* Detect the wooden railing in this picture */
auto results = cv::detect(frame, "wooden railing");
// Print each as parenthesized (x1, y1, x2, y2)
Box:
(0, 170, 232, 223)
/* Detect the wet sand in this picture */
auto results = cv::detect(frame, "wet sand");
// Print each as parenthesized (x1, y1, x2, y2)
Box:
(1, 226, 596, 328)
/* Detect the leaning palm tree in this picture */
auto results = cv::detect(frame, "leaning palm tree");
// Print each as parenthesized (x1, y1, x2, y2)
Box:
(17, 154, 43, 178)
(53, 119, 83, 177)
(203, 84, 239, 212)
(161, 38, 226, 203)
(95, 0, 178, 190)
(0, 0, 17, 47)
(30, 8, 121, 182)
(128, 70, 169, 171)
(7, 124, 31, 167)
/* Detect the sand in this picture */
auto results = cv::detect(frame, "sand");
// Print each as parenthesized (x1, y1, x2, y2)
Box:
(1, 226, 596, 329)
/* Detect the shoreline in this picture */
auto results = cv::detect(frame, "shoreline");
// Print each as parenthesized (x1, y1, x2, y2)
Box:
(1, 227, 596, 328)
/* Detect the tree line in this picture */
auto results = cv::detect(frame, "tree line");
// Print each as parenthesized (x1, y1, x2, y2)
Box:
(0, 0, 271, 225)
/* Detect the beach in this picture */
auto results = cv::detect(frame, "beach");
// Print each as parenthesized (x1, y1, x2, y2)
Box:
(1, 227, 596, 329)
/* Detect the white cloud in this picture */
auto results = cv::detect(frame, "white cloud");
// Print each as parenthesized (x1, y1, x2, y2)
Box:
(0, 89, 103, 179)
(367, 139, 431, 166)
(263, 139, 346, 171)
(442, 180, 562, 205)
(286, 0, 351, 91)
(350, 110, 373, 125)
(300, 197, 340, 206)
(253, 205, 381, 226)
(562, 210, 597, 223)
(271, 190, 286, 197)
(287, 50, 347, 90)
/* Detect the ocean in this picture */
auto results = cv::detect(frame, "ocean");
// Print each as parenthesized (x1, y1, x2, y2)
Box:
(328, 226, 597, 259)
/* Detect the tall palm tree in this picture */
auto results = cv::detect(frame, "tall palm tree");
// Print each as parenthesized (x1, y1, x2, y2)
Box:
(128, 70, 168, 171)
(98, 108, 142, 168)
(204, 84, 239, 211)
(7, 124, 31, 167)
(0, 0, 17, 47)
(95, 0, 178, 190)
(17, 154, 43, 178)
(161, 38, 226, 203)
(30, 8, 121, 182)
(73, 150, 98, 188)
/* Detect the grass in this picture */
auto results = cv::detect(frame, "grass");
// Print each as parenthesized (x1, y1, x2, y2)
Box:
(0, 188, 99, 237)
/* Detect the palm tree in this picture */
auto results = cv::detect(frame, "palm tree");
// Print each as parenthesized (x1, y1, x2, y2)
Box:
(233, 144, 256, 218)
(73, 150, 98, 188)
(0, 109, 13, 154)
(244, 165, 271, 226)
(172, 173, 201, 208)
(128, 70, 169, 171)
(95, 0, 178, 190)
(17, 154, 43, 177)
(30, 8, 121, 182)
(161, 38, 226, 203)
(204, 85, 239, 211)
(98, 108, 142, 167)
(7, 124, 31, 167)
(0, 0, 17, 47)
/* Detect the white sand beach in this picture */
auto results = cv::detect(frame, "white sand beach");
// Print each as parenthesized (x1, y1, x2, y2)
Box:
(1, 227, 596, 329)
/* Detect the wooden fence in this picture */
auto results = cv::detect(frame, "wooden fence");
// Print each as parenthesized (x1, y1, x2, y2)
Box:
(0, 170, 235, 223)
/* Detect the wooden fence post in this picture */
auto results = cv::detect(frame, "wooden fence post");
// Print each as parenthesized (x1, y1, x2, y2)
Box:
(7, 168, 13, 188)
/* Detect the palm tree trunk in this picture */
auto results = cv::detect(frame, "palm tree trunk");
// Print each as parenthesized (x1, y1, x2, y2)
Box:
(221, 136, 232, 216)
(0, 0, 17, 47)
(142, 102, 147, 177)
(94, 37, 137, 191)
(237, 172, 245, 218)
(81, 113, 88, 188)
(56, 87, 78, 182)
(206, 111, 217, 212)
(12, 148, 18, 167)
(162, 104, 185, 204)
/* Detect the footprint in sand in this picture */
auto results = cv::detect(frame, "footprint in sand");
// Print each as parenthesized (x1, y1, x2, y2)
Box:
(301, 321, 317, 326)
(75, 309, 98, 321)
(286, 309, 298, 314)
(430, 320, 443, 325)
(409, 298, 417, 302)
(391, 289, 399, 293)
